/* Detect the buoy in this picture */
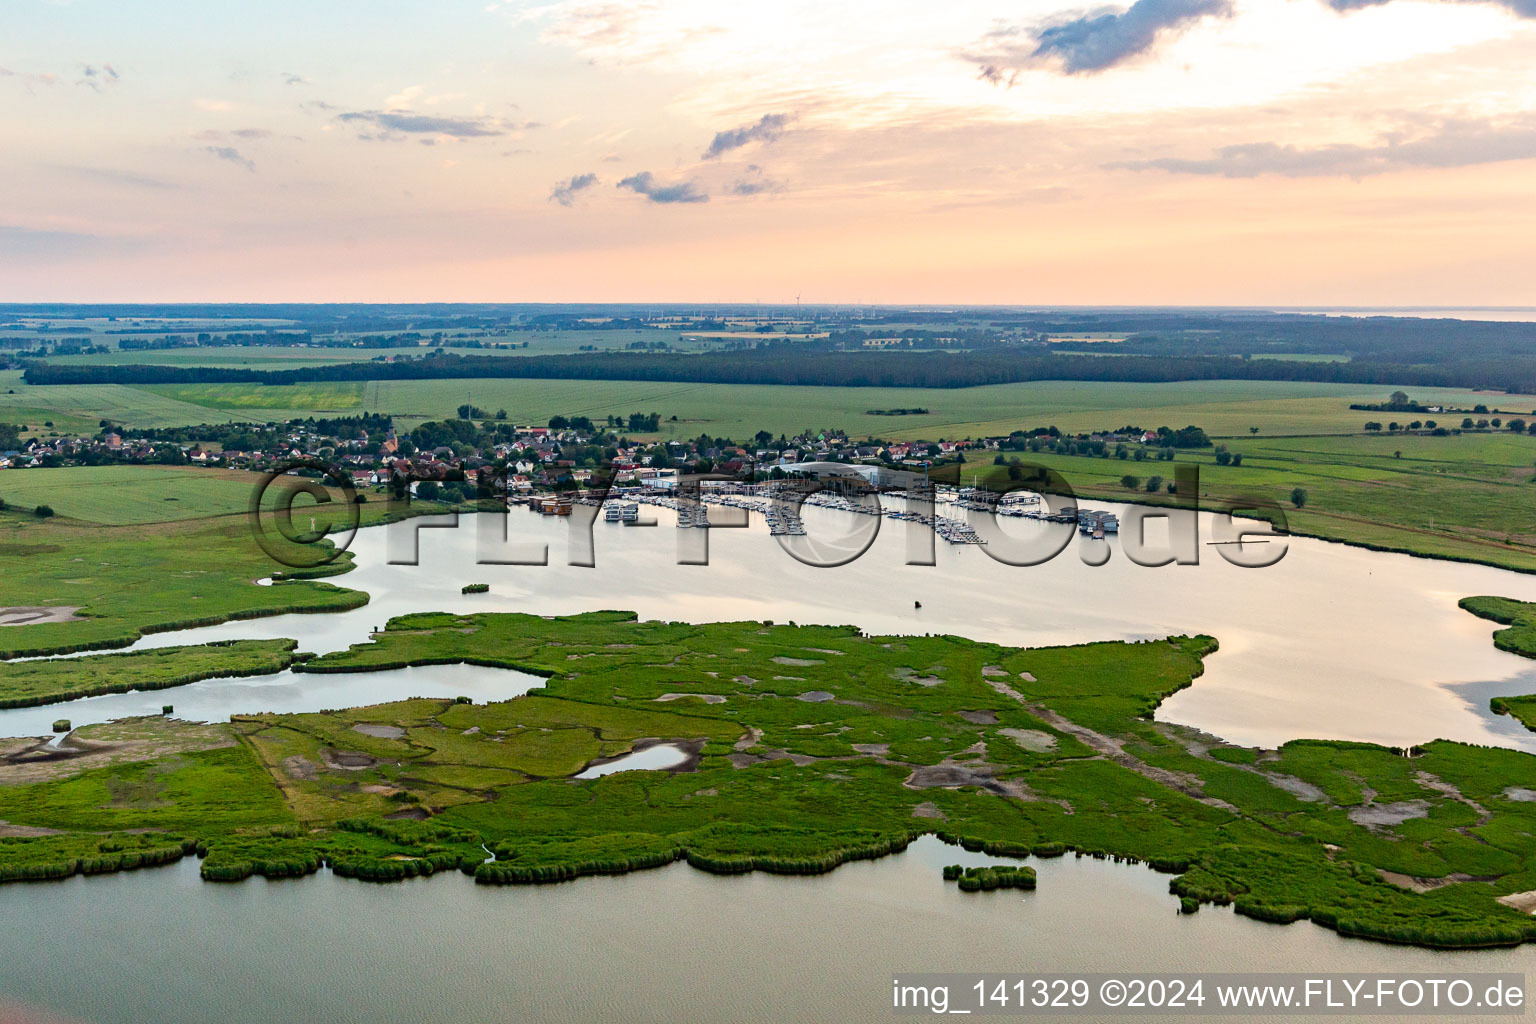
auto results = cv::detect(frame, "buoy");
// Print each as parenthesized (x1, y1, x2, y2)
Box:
(914, 601, 922, 609)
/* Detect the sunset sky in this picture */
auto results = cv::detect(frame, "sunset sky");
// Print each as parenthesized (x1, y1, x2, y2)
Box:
(3, 0, 1535, 303)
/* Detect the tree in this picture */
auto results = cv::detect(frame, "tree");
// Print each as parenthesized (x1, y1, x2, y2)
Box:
(1363, 421, 1382, 432)
(1230, 453, 1243, 466)
(1145, 475, 1164, 492)
(1120, 475, 1140, 490)
(1462, 418, 1474, 429)
(1249, 426, 1259, 435)
(1510, 419, 1528, 433)
(548, 415, 569, 430)
(1388, 390, 1410, 408)
(1290, 487, 1308, 508)
(1215, 450, 1232, 466)
(416, 480, 441, 501)
(34, 505, 54, 518)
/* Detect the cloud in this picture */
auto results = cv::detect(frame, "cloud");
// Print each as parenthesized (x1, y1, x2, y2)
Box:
(204, 146, 256, 171)
(702, 113, 791, 159)
(1326, 0, 1536, 15)
(335, 109, 534, 139)
(967, 0, 1232, 77)
(1108, 117, 1536, 177)
(0, 225, 130, 259)
(75, 62, 120, 91)
(550, 172, 600, 206)
(0, 67, 60, 92)
(193, 128, 274, 142)
(617, 171, 709, 203)
(728, 165, 783, 195)
(281, 72, 310, 86)
(54, 165, 177, 190)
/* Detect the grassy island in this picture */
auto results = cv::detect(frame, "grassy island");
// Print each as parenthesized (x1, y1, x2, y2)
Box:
(1460, 596, 1536, 730)
(0, 639, 299, 709)
(1, 611, 1535, 950)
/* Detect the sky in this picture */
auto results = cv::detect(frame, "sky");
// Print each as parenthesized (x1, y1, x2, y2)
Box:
(2, 0, 1535, 304)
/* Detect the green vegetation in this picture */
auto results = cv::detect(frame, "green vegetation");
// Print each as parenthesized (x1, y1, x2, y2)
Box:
(0, 467, 469, 660)
(2, 611, 1535, 950)
(1460, 596, 1536, 730)
(943, 863, 1037, 891)
(0, 639, 298, 709)
(461, 583, 489, 594)
(114, 377, 1530, 439)
(0, 466, 267, 525)
(0, 832, 196, 883)
(981, 431, 1536, 572)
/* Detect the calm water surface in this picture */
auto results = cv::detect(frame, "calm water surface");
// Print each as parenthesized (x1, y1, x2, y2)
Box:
(98, 504, 1536, 751)
(5, 506, 1536, 1023)
(0, 837, 1528, 1024)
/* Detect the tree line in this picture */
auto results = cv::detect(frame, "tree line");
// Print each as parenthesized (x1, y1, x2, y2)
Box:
(28, 347, 1536, 392)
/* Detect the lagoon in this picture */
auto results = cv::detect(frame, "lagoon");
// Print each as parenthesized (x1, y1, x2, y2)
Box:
(0, 836, 1526, 1024)
(94, 502, 1536, 752)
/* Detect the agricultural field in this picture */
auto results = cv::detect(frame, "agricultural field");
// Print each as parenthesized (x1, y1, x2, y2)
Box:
(104, 376, 1536, 439)
(0, 466, 268, 525)
(1, 610, 1535, 948)
(0, 371, 256, 435)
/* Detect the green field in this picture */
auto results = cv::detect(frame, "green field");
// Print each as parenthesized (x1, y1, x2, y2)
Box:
(0, 466, 269, 524)
(0, 371, 257, 434)
(110, 377, 1536, 439)
(0, 469, 464, 658)
(978, 431, 1536, 572)
(1, 611, 1534, 948)
(0, 639, 298, 709)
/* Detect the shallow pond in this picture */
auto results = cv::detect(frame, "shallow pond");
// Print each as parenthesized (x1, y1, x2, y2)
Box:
(0, 663, 545, 738)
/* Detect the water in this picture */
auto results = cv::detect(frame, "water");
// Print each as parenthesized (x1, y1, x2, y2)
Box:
(96, 504, 1536, 752)
(0, 663, 545, 739)
(5, 505, 1536, 1023)
(1284, 308, 1536, 323)
(574, 742, 691, 778)
(0, 837, 1524, 1024)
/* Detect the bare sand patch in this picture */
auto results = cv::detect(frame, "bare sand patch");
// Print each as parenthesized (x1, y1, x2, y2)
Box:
(1000, 728, 1057, 753)
(957, 710, 998, 725)
(1504, 787, 1536, 802)
(282, 755, 320, 781)
(1497, 890, 1536, 914)
(322, 749, 378, 770)
(0, 606, 84, 626)
(1265, 774, 1328, 803)
(773, 656, 824, 667)
(796, 691, 835, 703)
(654, 693, 727, 704)
(352, 723, 405, 739)
(981, 665, 1007, 677)
(1348, 800, 1430, 828)
(1018, 671, 1036, 682)
(911, 801, 946, 820)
